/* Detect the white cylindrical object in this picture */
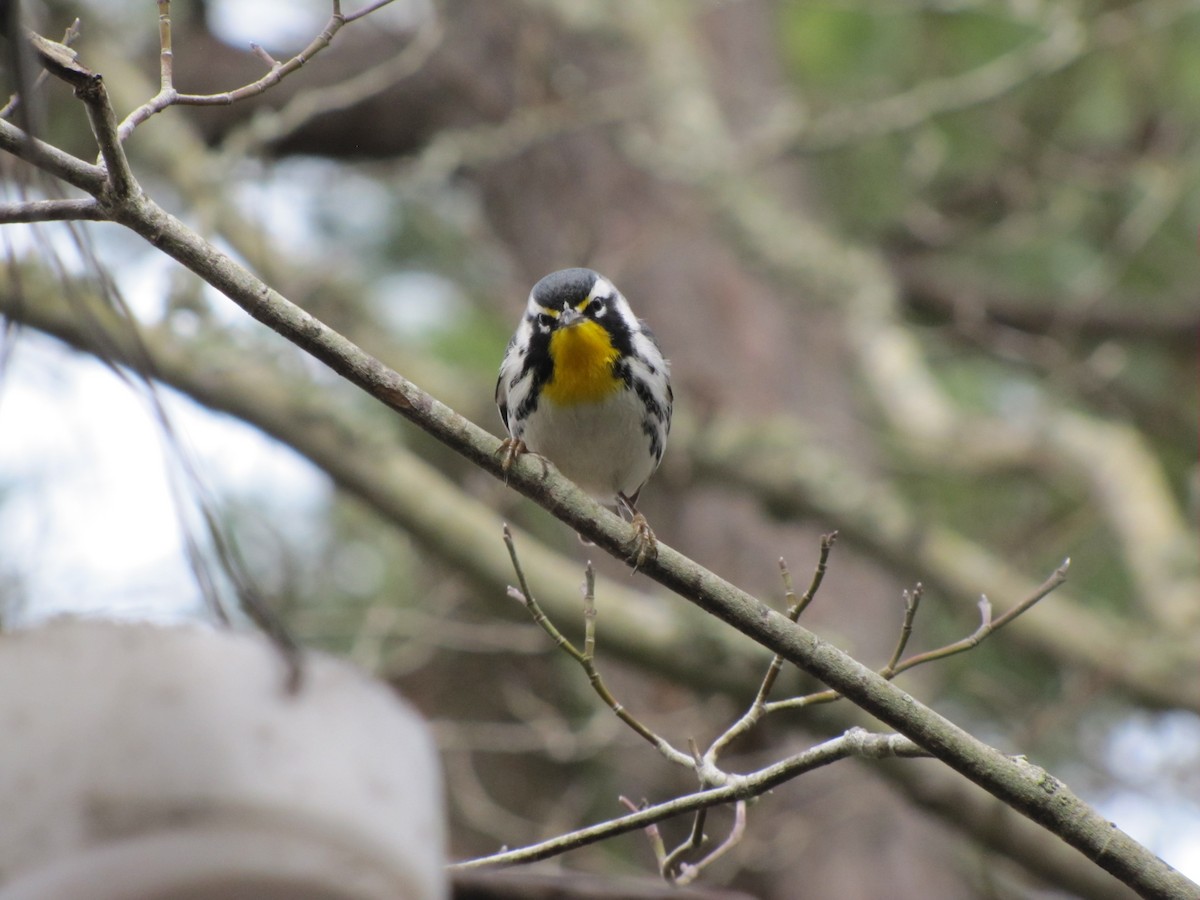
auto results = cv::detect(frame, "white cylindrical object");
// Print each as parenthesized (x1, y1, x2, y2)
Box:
(0, 618, 445, 900)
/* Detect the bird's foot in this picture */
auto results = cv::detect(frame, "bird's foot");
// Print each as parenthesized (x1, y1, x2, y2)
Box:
(628, 512, 658, 572)
(496, 437, 526, 483)
(496, 438, 551, 484)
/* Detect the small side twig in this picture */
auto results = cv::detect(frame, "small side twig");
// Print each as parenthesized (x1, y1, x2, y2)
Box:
(502, 527, 691, 766)
(766, 559, 1071, 714)
(503, 524, 582, 662)
(888, 559, 1070, 676)
(660, 807, 707, 879)
(706, 532, 837, 762)
(673, 801, 745, 886)
(880, 582, 923, 678)
(619, 795, 669, 872)
(79, 75, 138, 201)
(225, 18, 443, 156)
(491, 533, 1069, 882)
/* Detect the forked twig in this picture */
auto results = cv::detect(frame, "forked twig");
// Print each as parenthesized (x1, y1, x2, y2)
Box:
(766, 559, 1071, 714)
(452, 728, 925, 870)
(661, 806, 707, 878)
(224, 18, 443, 156)
(118, 0, 399, 141)
(487, 532, 1070, 882)
(673, 801, 745, 886)
(888, 559, 1070, 675)
(707, 532, 837, 762)
(503, 527, 691, 766)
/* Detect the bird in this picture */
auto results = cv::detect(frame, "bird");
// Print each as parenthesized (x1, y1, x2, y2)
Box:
(496, 268, 672, 568)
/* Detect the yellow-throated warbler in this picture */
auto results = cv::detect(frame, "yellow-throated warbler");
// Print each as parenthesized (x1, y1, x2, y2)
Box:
(496, 268, 672, 566)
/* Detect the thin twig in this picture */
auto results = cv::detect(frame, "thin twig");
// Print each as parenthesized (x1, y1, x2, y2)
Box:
(502, 525, 583, 662)
(582, 561, 597, 664)
(503, 529, 691, 764)
(452, 728, 925, 869)
(343, 0, 398, 24)
(766, 560, 1071, 714)
(619, 796, 669, 870)
(661, 807, 707, 879)
(118, 0, 399, 141)
(673, 801, 745, 886)
(881, 583, 923, 677)
(890, 559, 1071, 675)
(156, 0, 173, 93)
(76, 77, 139, 201)
(250, 43, 279, 68)
(225, 18, 443, 157)
(577, 563, 668, 749)
(22, 31, 140, 200)
(706, 533, 837, 761)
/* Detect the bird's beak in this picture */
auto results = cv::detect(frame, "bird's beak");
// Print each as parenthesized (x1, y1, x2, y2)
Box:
(556, 307, 584, 328)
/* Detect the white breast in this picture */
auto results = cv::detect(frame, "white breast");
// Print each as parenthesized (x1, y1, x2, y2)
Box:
(519, 387, 658, 503)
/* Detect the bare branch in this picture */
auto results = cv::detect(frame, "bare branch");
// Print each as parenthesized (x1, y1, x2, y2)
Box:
(74, 68, 139, 200)
(0, 118, 107, 194)
(0, 198, 105, 223)
(661, 808, 707, 880)
(766, 561, 1069, 715)
(706, 533, 837, 762)
(504, 530, 692, 767)
(881, 583, 923, 678)
(249, 43, 279, 68)
(18, 31, 138, 200)
(619, 795, 669, 871)
(891, 560, 1070, 675)
(673, 802, 745, 886)
(225, 18, 443, 157)
(118, 0, 399, 141)
(502, 525, 583, 663)
(451, 728, 925, 870)
(155, 0, 173, 93)
(342, 0, 400, 25)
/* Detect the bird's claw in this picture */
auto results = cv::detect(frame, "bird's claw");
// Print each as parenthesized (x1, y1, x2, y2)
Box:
(497, 437, 525, 483)
(628, 513, 658, 571)
(496, 438, 550, 484)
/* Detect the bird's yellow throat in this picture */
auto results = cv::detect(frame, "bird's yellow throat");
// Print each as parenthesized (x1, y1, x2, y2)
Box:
(543, 320, 622, 405)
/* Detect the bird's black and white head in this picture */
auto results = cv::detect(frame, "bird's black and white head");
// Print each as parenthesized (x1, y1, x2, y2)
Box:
(522, 267, 637, 339)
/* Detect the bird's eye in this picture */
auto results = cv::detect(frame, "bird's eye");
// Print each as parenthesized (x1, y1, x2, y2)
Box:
(536, 313, 553, 330)
(588, 299, 606, 317)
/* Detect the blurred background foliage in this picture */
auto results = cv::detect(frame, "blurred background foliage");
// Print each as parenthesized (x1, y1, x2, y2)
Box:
(3, 0, 1198, 897)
